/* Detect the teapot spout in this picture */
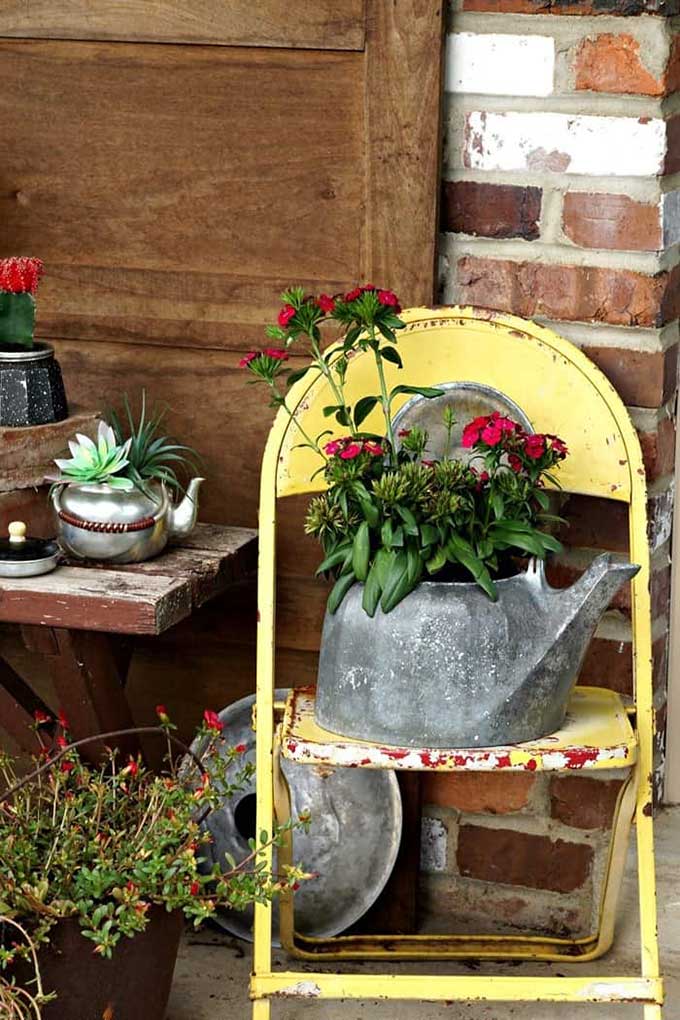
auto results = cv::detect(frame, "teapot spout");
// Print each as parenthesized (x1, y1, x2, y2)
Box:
(167, 477, 204, 539)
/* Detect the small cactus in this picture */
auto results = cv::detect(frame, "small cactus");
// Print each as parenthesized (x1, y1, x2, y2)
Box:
(53, 421, 134, 490)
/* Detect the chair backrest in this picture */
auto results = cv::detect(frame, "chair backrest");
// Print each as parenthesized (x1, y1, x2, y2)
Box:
(259, 306, 652, 717)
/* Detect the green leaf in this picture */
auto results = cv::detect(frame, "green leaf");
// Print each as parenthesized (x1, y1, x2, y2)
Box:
(406, 543, 423, 586)
(315, 543, 352, 575)
(335, 408, 351, 426)
(377, 323, 396, 342)
(380, 346, 402, 368)
(286, 365, 309, 387)
(361, 557, 383, 617)
(491, 490, 505, 520)
(396, 504, 419, 536)
(375, 548, 394, 589)
(380, 550, 412, 613)
(352, 522, 370, 581)
(426, 546, 447, 574)
(490, 526, 544, 557)
(533, 488, 550, 510)
(389, 384, 444, 401)
(446, 533, 497, 600)
(328, 572, 356, 614)
(353, 395, 379, 428)
(420, 523, 439, 546)
(323, 404, 340, 418)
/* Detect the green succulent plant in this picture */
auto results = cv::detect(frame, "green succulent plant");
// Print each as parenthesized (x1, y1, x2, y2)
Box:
(110, 392, 199, 497)
(53, 422, 134, 490)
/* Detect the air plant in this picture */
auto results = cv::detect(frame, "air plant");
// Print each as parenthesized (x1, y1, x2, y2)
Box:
(110, 392, 200, 497)
(51, 421, 134, 490)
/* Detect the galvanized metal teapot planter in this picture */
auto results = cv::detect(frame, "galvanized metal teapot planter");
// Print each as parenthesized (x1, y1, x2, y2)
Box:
(315, 553, 639, 748)
(52, 477, 203, 563)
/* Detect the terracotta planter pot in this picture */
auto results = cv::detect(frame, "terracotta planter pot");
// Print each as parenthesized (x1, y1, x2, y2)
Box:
(13, 907, 183, 1020)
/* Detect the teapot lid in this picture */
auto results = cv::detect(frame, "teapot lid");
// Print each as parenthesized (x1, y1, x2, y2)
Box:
(0, 521, 60, 575)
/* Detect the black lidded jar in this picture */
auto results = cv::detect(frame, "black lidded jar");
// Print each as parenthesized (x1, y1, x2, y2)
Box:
(0, 341, 68, 426)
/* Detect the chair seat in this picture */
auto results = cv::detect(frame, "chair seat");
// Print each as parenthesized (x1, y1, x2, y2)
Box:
(280, 685, 637, 772)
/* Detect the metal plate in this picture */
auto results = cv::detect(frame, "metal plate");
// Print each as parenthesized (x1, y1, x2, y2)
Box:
(193, 690, 402, 942)
(392, 381, 533, 462)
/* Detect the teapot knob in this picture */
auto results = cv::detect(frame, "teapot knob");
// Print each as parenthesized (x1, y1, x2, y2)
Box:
(8, 521, 26, 544)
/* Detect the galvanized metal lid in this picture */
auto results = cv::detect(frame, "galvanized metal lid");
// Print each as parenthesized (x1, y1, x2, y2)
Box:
(192, 690, 403, 942)
(0, 521, 59, 577)
(392, 381, 533, 462)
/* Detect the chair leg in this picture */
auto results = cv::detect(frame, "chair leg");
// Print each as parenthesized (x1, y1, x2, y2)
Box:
(252, 998, 271, 1020)
(643, 1005, 662, 1020)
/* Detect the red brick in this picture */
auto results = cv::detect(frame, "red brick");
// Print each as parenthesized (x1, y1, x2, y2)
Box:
(456, 256, 676, 330)
(574, 34, 665, 95)
(578, 633, 668, 697)
(462, 0, 679, 12)
(441, 181, 541, 241)
(550, 776, 625, 829)
(639, 416, 676, 481)
(667, 35, 680, 92)
(423, 772, 535, 814)
(457, 826, 593, 893)
(558, 487, 673, 550)
(580, 344, 678, 408)
(563, 193, 661, 252)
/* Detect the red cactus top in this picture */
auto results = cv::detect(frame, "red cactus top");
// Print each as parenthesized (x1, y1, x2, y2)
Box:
(0, 257, 44, 295)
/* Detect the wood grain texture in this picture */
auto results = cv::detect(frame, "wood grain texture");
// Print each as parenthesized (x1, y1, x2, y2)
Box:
(363, 0, 445, 302)
(0, 408, 100, 492)
(0, 1, 365, 50)
(0, 39, 364, 349)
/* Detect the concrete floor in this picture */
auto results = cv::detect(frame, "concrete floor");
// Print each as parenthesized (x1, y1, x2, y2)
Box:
(167, 807, 680, 1020)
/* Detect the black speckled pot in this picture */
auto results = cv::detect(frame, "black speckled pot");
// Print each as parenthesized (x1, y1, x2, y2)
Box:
(0, 342, 68, 426)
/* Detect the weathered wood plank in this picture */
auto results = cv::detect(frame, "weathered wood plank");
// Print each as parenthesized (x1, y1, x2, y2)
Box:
(0, 408, 100, 492)
(0, 568, 191, 635)
(0, 1, 366, 51)
(363, 0, 445, 302)
(0, 655, 52, 753)
(1, 40, 364, 348)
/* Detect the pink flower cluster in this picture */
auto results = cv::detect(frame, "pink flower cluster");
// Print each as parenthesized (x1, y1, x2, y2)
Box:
(462, 411, 568, 470)
(0, 257, 43, 295)
(324, 436, 385, 460)
(238, 347, 289, 368)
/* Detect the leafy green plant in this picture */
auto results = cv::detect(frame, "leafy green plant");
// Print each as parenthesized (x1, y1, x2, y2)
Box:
(110, 392, 199, 497)
(241, 284, 568, 612)
(0, 709, 310, 986)
(51, 422, 134, 491)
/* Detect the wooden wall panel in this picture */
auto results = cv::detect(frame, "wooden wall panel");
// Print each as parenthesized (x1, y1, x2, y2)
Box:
(0, 1, 366, 51)
(0, 40, 364, 348)
(0, 1, 445, 741)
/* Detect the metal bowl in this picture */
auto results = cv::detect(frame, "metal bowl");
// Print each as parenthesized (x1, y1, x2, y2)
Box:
(392, 381, 533, 462)
(191, 690, 403, 942)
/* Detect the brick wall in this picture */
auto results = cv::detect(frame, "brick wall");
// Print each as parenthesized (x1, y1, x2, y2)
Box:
(424, 0, 678, 937)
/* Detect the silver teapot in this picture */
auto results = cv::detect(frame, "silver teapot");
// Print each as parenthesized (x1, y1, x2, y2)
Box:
(51, 477, 203, 563)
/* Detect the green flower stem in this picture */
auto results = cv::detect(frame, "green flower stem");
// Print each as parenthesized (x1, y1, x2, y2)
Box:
(270, 383, 325, 459)
(308, 333, 357, 437)
(370, 327, 397, 466)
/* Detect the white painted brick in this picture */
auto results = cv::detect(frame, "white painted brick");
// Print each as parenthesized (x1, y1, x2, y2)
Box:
(662, 190, 680, 248)
(446, 33, 554, 98)
(463, 112, 666, 177)
(420, 817, 448, 873)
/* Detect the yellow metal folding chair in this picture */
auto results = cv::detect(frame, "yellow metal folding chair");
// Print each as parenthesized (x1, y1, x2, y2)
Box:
(250, 307, 663, 1017)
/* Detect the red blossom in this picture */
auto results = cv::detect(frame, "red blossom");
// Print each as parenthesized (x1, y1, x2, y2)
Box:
(324, 439, 344, 456)
(277, 304, 296, 328)
(263, 347, 288, 361)
(33, 710, 51, 726)
(508, 453, 523, 474)
(239, 351, 259, 368)
(56, 736, 68, 749)
(190, 881, 200, 897)
(0, 257, 43, 295)
(203, 709, 222, 733)
(524, 434, 547, 460)
(363, 441, 384, 457)
(377, 289, 400, 311)
(155, 704, 169, 723)
(57, 709, 70, 730)
(124, 756, 139, 777)
(547, 434, 568, 458)
(344, 287, 362, 302)
(339, 442, 363, 460)
(398, 429, 411, 438)
(316, 294, 336, 313)
(60, 760, 75, 774)
(234, 743, 247, 754)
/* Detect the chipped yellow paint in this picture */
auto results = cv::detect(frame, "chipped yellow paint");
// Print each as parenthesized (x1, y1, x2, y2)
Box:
(251, 307, 662, 1017)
